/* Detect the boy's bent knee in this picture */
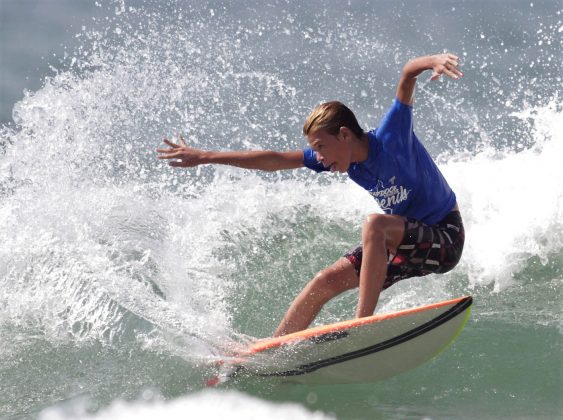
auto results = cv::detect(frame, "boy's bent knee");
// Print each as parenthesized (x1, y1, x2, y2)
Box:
(364, 213, 396, 231)
(362, 213, 405, 248)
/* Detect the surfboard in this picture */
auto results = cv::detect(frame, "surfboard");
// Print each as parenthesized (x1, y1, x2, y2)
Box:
(210, 296, 472, 385)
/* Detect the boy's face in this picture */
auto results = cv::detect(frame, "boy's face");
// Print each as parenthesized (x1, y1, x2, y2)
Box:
(307, 128, 353, 173)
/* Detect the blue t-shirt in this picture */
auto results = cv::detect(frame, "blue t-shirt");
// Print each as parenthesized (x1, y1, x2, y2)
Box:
(303, 98, 456, 225)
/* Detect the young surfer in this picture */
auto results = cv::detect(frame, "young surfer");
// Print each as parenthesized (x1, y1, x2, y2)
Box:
(156, 53, 465, 337)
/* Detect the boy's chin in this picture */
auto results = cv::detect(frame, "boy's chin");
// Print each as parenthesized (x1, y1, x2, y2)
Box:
(338, 163, 351, 173)
(328, 161, 349, 172)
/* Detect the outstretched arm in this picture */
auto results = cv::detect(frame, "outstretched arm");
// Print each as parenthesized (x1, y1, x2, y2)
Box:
(156, 136, 304, 172)
(396, 53, 463, 105)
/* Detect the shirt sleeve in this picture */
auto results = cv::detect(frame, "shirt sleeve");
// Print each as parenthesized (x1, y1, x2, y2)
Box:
(375, 98, 414, 150)
(303, 148, 329, 172)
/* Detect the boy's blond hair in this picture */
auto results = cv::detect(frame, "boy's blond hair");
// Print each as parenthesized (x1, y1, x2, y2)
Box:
(303, 101, 364, 138)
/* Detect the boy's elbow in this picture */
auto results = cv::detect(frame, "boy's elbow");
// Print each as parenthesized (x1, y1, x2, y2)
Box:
(261, 165, 279, 172)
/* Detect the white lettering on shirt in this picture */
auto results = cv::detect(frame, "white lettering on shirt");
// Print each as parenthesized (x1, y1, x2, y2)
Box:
(369, 180, 411, 213)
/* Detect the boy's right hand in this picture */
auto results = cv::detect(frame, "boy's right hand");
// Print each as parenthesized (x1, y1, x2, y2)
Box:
(156, 136, 206, 167)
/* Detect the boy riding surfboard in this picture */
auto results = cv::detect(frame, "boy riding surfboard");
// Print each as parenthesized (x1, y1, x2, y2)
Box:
(157, 53, 465, 338)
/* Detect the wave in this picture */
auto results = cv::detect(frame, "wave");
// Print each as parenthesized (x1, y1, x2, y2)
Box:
(1, 1, 561, 366)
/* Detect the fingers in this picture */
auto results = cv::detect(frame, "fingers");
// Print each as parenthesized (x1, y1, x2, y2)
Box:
(445, 69, 463, 80)
(156, 148, 190, 166)
(444, 66, 463, 80)
(163, 139, 180, 148)
(431, 69, 462, 81)
(156, 135, 187, 157)
(156, 150, 180, 159)
(445, 59, 463, 78)
(156, 147, 174, 153)
(156, 135, 197, 167)
(430, 70, 441, 81)
(157, 151, 189, 166)
(160, 134, 187, 149)
(444, 54, 463, 78)
(430, 53, 463, 81)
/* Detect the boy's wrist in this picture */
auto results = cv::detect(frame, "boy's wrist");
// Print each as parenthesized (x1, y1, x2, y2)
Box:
(200, 150, 213, 164)
(404, 56, 433, 78)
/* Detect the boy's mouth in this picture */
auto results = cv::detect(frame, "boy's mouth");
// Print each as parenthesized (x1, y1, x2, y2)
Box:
(325, 162, 337, 172)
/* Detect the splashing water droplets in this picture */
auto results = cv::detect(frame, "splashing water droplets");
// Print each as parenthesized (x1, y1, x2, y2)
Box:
(1, 0, 562, 368)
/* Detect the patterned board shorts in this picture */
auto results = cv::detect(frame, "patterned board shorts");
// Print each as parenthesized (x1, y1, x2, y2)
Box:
(344, 211, 465, 290)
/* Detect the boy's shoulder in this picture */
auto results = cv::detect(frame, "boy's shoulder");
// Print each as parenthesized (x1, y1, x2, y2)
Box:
(375, 98, 414, 142)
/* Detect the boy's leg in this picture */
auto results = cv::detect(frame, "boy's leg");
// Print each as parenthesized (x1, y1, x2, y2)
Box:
(356, 213, 405, 318)
(273, 213, 405, 337)
(273, 257, 359, 337)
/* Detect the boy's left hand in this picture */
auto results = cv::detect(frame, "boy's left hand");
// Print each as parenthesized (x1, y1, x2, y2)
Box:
(429, 53, 463, 81)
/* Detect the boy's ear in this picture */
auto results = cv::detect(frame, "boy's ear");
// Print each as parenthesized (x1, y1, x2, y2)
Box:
(339, 126, 352, 141)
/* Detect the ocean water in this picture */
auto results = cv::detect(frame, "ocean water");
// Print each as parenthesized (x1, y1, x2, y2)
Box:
(1, 0, 562, 419)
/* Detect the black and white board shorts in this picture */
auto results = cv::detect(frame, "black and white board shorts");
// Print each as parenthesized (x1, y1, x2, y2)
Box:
(344, 211, 465, 290)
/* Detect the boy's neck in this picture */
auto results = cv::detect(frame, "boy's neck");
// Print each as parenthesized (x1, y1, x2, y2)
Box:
(350, 133, 370, 163)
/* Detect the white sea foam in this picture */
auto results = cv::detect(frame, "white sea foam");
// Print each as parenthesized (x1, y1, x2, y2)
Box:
(38, 390, 334, 420)
(444, 98, 562, 289)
